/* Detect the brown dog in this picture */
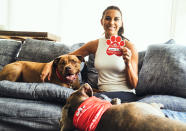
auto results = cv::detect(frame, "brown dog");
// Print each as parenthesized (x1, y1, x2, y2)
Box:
(60, 83, 186, 131)
(0, 55, 84, 89)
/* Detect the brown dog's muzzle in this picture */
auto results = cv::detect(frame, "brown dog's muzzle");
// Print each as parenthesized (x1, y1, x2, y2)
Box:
(64, 66, 79, 81)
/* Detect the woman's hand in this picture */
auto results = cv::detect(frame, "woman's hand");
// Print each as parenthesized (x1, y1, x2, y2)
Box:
(120, 47, 132, 65)
(120, 41, 138, 89)
(40, 61, 53, 82)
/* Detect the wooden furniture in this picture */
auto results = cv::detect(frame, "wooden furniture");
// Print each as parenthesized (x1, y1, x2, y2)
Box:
(0, 30, 61, 42)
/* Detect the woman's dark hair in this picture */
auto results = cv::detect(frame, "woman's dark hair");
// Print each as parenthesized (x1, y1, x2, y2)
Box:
(102, 6, 127, 40)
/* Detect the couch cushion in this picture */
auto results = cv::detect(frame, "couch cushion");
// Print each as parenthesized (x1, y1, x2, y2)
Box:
(0, 80, 74, 104)
(138, 51, 146, 74)
(136, 43, 186, 98)
(138, 39, 176, 73)
(0, 39, 21, 70)
(138, 95, 186, 112)
(17, 39, 70, 62)
(0, 97, 62, 131)
(70, 43, 84, 52)
(164, 39, 176, 44)
(86, 54, 98, 89)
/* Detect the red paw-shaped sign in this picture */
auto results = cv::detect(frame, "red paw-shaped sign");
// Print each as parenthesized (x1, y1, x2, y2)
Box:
(106, 36, 125, 56)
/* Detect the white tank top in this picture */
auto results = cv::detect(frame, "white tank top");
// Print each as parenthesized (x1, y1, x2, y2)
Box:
(94, 36, 133, 92)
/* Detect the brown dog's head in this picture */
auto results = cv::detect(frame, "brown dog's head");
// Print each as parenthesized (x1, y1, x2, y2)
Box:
(53, 55, 84, 83)
(60, 83, 93, 131)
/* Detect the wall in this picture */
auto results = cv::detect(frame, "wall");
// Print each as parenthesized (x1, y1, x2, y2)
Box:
(0, 0, 185, 51)
(0, 0, 8, 29)
(174, 0, 186, 44)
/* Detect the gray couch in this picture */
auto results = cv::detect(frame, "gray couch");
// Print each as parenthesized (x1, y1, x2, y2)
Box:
(0, 38, 186, 131)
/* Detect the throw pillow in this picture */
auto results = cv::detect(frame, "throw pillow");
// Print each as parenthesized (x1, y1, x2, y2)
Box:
(136, 43, 186, 98)
(17, 38, 70, 62)
(0, 39, 21, 70)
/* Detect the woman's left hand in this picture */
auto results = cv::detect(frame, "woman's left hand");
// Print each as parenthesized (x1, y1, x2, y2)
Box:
(120, 47, 132, 65)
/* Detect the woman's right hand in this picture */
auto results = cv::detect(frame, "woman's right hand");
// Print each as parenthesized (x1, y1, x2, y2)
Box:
(40, 61, 53, 82)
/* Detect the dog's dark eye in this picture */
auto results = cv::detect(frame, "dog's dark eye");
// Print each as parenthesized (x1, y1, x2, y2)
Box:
(70, 60, 76, 64)
(61, 60, 66, 65)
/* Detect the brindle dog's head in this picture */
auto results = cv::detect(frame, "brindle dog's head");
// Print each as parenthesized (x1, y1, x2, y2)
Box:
(60, 83, 93, 131)
(53, 55, 84, 83)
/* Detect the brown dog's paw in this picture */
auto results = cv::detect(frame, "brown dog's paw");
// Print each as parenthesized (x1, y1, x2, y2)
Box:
(111, 98, 121, 105)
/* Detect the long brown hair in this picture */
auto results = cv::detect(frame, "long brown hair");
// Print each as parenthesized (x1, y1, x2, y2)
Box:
(102, 6, 127, 40)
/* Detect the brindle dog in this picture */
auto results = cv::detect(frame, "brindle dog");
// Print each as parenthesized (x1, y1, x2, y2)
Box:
(60, 83, 186, 131)
(0, 55, 84, 89)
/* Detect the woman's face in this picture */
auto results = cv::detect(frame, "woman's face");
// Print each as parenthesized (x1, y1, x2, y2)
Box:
(101, 9, 122, 39)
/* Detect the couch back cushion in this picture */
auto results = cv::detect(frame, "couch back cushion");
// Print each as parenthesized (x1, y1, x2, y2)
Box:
(138, 51, 146, 74)
(86, 54, 98, 89)
(137, 39, 176, 74)
(136, 43, 186, 98)
(0, 39, 21, 70)
(17, 39, 70, 62)
(70, 43, 85, 52)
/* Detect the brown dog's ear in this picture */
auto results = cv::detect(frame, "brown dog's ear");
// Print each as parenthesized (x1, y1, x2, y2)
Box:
(76, 55, 85, 62)
(53, 57, 61, 69)
(81, 83, 93, 97)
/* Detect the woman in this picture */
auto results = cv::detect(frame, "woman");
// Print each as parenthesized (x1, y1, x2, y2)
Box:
(41, 5, 139, 102)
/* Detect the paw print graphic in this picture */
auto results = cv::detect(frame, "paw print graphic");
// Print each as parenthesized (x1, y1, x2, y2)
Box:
(106, 36, 125, 56)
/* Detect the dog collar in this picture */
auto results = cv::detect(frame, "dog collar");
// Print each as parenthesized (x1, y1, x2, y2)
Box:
(73, 96, 112, 131)
(56, 68, 66, 83)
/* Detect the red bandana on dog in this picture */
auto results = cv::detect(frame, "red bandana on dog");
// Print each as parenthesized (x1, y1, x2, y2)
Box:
(106, 36, 125, 56)
(73, 96, 112, 131)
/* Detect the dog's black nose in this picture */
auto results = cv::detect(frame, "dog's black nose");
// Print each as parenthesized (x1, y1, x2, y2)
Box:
(65, 66, 71, 71)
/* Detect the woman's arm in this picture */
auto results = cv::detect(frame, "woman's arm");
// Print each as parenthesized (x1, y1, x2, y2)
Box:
(40, 40, 98, 82)
(121, 40, 138, 89)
